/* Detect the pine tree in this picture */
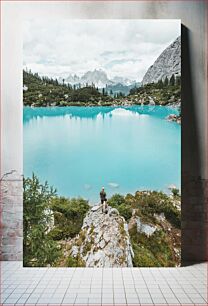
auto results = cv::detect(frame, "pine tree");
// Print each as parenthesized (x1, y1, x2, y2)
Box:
(157, 79, 164, 89)
(164, 76, 169, 86)
(176, 75, 181, 86)
(170, 74, 175, 86)
(23, 174, 60, 267)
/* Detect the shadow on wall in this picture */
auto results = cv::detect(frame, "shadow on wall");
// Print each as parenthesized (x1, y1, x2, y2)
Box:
(181, 25, 207, 265)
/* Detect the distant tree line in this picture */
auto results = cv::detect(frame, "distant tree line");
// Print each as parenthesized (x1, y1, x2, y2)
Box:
(23, 70, 113, 106)
(129, 74, 181, 96)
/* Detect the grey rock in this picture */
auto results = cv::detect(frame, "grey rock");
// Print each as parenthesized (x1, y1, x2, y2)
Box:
(91, 205, 100, 212)
(109, 207, 119, 217)
(99, 239, 106, 249)
(70, 205, 134, 267)
(142, 36, 181, 85)
(136, 217, 157, 236)
(166, 114, 181, 124)
(103, 231, 111, 243)
(71, 246, 79, 257)
(154, 213, 166, 222)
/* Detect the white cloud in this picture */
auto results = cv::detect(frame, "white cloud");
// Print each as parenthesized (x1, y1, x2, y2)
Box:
(23, 19, 180, 82)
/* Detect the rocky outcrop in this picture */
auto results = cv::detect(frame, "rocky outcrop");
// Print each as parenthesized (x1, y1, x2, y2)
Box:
(136, 217, 157, 236)
(142, 36, 181, 85)
(68, 205, 134, 267)
(128, 215, 157, 237)
(166, 113, 181, 124)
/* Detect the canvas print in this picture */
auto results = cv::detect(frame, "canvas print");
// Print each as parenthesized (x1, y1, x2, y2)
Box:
(23, 19, 181, 267)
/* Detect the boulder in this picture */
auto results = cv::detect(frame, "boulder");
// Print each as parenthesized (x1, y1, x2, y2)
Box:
(166, 114, 181, 124)
(109, 207, 119, 217)
(136, 217, 157, 236)
(128, 216, 157, 237)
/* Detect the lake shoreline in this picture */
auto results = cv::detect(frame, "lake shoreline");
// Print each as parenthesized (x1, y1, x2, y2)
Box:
(25, 102, 181, 108)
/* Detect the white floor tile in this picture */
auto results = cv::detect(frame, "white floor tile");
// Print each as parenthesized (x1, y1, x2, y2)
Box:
(0, 262, 207, 306)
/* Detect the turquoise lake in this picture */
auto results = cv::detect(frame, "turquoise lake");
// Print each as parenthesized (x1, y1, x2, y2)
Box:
(23, 106, 181, 203)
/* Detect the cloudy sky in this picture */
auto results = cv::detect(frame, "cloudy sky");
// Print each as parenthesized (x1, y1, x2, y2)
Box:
(23, 19, 180, 82)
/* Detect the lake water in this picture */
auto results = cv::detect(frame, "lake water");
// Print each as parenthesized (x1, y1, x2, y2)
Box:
(24, 106, 181, 203)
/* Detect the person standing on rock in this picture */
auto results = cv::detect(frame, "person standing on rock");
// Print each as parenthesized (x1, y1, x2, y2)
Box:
(100, 187, 108, 213)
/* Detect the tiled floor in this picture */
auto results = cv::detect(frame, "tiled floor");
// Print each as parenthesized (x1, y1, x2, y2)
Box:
(0, 261, 207, 305)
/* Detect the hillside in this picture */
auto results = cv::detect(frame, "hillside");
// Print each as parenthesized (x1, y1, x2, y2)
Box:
(105, 82, 140, 97)
(52, 189, 181, 267)
(57, 189, 181, 267)
(108, 191, 181, 267)
(128, 75, 181, 106)
(23, 174, 181, 267)
(23, 70, 113, 107)
(23, 69, 181, 107)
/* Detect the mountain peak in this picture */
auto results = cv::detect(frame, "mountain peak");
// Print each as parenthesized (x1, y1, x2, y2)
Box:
(142, 36, 181, 85)
(63, 69, 136, 89)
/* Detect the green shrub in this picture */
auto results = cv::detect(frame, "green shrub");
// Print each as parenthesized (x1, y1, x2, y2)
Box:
(134, 191, 181, 229)
(108, 194, 125, 206)
(132, 243, 159, 267)
(47, 227, 63, 240)
(129, 225, 176, 267)
(117, 203, 132, 221)
(163, 205, 181, 228)
(50, 197, 90, 239)
(67, 255, 85, 267)
(23, 174, 61, 267)
(82, 241, 92, 257)
(171, 188, 180, 197)
(108, 194, 132, 221)
(66, 256, 77, 267)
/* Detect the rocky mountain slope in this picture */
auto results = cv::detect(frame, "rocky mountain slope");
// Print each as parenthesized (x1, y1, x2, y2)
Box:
(62, 205, 134, 267)
(55, 189, 181, 267)
(142, 36, 181, 85)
